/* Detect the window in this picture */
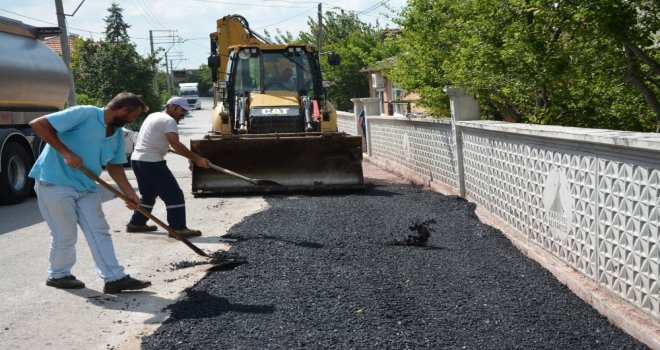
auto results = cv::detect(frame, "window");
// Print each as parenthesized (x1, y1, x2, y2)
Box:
(234, 49, 260, 94)
(376, 90, 384, 115)
(391, 88, 403, 116)
(262, 50, 314, 94)
(228, 47, 319, 97)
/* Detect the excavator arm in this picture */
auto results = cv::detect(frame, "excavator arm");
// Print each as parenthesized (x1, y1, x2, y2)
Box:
(208, 15, 269, 82)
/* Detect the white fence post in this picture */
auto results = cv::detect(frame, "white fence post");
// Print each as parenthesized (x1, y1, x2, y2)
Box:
(444, 86, 481, 197)
(351, 98, 380, 155)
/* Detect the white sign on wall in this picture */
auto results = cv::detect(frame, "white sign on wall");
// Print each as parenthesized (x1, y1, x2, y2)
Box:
(542, 166, 574, 240)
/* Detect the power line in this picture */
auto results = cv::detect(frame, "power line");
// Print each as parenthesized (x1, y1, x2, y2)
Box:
(262, 0, 320, 4)
(357, 1, 385, 15)
(253, 6, 316, 31)
(0, 8, 106, 35)
(0, 9, 52, 25)
(191, 0, 304, 8)
(130, 0, 169, 29)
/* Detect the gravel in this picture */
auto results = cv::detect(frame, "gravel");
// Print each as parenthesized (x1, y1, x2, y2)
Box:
(142, 184, 649, 350)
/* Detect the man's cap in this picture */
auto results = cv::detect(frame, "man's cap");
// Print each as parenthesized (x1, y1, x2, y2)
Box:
(166, 96, 191, 111)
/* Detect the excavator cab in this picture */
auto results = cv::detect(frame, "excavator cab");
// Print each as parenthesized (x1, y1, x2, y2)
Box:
(221, 46, 327, 133)
(224, 47, 318, 93)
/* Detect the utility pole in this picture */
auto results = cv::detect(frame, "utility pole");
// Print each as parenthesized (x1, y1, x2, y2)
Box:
(317, 3, 323, 55)
(167, 52, 186, 95)
(150, 30, 157, 94)
(164, 52, 172, 95)
(150, 29, 180, 96)
(170, 59, 175, 95)
(54, 0, 77, 106)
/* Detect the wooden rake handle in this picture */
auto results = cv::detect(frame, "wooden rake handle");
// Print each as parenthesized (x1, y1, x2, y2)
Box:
(79, 167, 212, 259)
(207, 163, 261, 185)
(168, 149, 281, 187)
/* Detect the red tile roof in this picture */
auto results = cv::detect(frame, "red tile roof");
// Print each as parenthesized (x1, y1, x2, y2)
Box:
(42, 36, 62, 54)
(41, 35, 78, 55)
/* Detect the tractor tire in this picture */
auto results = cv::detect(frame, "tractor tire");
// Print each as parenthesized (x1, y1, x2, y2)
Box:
(0, 142, 34, 205)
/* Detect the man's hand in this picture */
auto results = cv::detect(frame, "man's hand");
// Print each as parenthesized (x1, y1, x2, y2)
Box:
(194, 157, 211, 168)
(166, 133, 211, 168)
(106, 163, 141, 210)
(125, 191, 141, 210)
(62, 152, 83, 168)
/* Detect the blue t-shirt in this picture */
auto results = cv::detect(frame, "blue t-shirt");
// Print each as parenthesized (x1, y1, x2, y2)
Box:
(28, 105, 127, 192)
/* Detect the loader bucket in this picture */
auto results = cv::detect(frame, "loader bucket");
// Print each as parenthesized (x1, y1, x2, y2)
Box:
(191, 133, 364, 194)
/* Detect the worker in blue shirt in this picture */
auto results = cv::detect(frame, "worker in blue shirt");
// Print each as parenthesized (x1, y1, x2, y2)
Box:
(29, 92, 152, 294)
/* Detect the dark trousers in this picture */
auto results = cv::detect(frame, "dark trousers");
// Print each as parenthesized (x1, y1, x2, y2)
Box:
(129, 160, 187, 229)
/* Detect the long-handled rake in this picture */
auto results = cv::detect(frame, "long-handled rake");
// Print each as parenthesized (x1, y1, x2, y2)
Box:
(80, 166, 220, 260)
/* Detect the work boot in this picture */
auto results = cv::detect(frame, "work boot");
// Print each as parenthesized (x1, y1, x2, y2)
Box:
(126, 223, 158, 233)
(168, 228, 202, 240)
(46, 275, 85, 289)
(103, 275, 151, 294)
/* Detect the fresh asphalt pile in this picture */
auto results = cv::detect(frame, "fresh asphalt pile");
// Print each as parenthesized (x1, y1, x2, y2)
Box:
(142, 184, 648, 350)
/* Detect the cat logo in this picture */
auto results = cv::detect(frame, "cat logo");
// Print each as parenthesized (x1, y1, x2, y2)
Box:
(262, 108, 289, 115)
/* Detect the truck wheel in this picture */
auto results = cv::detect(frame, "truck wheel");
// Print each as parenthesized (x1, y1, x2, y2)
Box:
(32, 135, 47, 158)
(0, 143, 34, 205)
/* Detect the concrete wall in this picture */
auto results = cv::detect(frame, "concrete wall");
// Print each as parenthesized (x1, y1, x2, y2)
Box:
(336, 110, 660, 321)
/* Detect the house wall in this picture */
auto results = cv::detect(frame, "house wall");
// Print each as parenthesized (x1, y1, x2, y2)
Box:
(365, 73, 428, 117)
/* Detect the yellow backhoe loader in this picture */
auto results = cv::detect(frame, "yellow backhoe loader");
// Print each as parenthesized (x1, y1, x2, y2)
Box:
(191, 15, 364, 194)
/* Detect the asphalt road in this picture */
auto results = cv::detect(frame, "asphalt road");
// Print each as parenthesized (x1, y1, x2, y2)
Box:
(140, 187, 650, 350)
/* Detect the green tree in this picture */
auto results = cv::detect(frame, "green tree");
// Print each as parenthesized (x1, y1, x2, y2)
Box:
(157, 71, 170, 100)
(298, 9, 390, 111)
(392, 0, 659, 131)
(71, 4, 162, 123)
(104, 2, 131, 43)
(263, 28, 297, 45)
(183, 64, 213, 96)
(71, 39, 161, 117)
(580, 1, 660, 130)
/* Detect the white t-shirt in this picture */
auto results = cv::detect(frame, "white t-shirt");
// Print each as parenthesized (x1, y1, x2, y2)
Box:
(131, 111, 178, 162)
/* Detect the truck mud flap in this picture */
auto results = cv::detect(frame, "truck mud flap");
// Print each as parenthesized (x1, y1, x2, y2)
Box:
(191, 134, 364, 194)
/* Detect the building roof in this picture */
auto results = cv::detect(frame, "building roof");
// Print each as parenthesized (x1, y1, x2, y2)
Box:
(42, 36, 62, 54)
(41, 34, 78, 55)
(359, 56, 396, 74)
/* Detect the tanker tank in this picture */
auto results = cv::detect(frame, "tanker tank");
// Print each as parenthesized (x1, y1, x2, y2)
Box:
(0, 16, 70, 204)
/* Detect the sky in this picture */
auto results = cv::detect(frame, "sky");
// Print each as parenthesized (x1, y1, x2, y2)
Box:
(2, 0, 407, 71)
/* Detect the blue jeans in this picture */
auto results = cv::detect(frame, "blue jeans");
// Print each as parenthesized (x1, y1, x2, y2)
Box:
(35, 181, 126, 283)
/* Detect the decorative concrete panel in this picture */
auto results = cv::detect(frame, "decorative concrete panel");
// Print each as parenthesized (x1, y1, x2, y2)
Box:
(462, 131, 599, 279)
(460, 125, 659, 319)
(337, 112, 358, 136)
(368, 118, 457, 188)
(596, 160, 660, 318)
(461, 133, 493, 213)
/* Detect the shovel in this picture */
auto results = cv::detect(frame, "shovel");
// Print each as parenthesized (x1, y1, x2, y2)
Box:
(169, 149, 283, 187)
(79, 166, 217, 260)
(207, 162, 283, 187)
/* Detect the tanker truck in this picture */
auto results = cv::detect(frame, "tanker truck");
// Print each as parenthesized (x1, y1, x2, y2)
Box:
(0, 16, 70, 204)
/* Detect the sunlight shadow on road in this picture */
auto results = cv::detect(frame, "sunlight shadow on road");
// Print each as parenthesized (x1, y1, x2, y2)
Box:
(62, 288, 171, 324)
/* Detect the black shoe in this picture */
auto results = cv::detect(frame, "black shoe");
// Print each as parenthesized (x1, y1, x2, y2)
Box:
(46, 275, 85, 289)
(126, 223, 158, 232)
(103, 275, 151, 294)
